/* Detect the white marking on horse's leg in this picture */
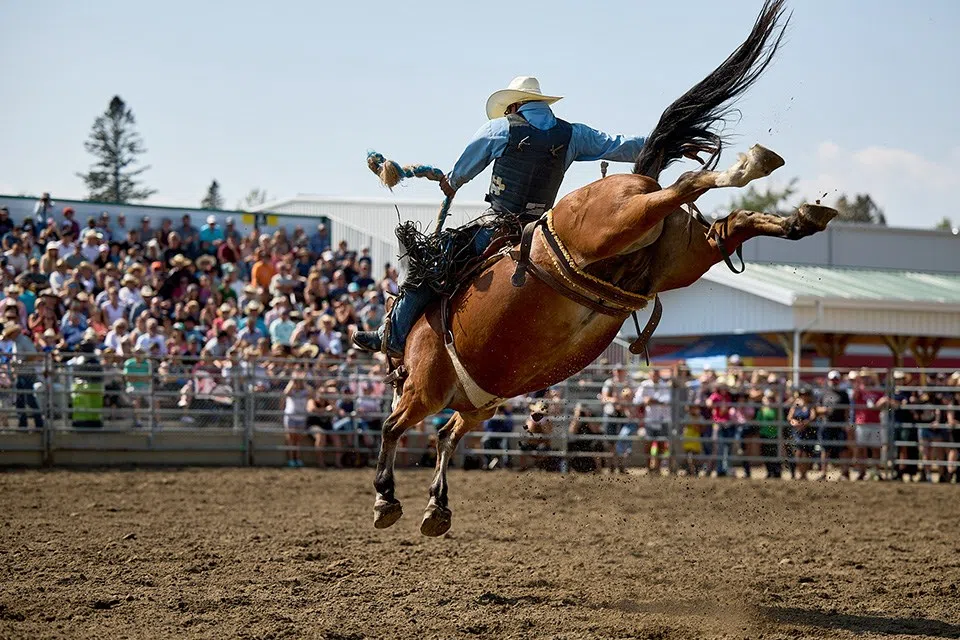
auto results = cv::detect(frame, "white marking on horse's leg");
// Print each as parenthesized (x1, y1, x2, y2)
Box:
(714, 144, 785, 187)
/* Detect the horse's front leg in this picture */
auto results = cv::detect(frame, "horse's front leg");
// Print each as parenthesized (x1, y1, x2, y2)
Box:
(373, 392, 432, 529)
(420, 409, 491, 537)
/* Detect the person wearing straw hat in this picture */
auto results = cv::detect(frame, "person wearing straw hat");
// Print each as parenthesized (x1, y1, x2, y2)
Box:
(353, 76, 650, 358)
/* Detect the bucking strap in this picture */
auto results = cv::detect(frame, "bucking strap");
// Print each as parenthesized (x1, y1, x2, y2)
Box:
(687, 202, 745, 274)
(628, 295, 662, 365)
(511, 215, 542, 287)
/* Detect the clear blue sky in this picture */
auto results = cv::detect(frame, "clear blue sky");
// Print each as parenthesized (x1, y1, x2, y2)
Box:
(2, 0, 958, 228)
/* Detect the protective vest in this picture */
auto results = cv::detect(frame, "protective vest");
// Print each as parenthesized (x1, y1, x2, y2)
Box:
(486, 113, 573, 215)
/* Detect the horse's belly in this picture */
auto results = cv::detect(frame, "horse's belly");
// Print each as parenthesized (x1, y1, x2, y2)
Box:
(450, 258, 622, 398)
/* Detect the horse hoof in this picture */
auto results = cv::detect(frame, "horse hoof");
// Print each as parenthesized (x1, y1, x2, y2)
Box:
(373, 499, 403, 529)
(419, 505, 452, 537)
(746, 144, 785, 176)
(797, 203, 838, 229)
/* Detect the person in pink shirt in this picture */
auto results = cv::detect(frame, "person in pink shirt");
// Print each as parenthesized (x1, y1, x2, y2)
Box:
(706, 379, 735, 477)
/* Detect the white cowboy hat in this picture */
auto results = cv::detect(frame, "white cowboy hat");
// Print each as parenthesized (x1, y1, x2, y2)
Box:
(485, 76, 563, 120)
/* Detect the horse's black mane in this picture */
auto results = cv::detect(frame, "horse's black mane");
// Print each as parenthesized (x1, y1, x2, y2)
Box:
(633, 0, 789, 180)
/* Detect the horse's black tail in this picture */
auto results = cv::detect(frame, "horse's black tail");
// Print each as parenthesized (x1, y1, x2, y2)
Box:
(633, 0, 789, 180)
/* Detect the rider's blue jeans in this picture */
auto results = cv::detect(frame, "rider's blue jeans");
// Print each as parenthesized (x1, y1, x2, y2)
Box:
(379, 226, 496, 353)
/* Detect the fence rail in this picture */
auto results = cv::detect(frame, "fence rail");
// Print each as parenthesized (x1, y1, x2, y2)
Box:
(0, 355, 957, 480)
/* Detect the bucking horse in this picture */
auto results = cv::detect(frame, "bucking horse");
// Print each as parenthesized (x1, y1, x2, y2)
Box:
(370, 0, 836, 535)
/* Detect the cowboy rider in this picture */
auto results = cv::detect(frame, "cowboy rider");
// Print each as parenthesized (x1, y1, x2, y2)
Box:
(352, 76, 648, 358)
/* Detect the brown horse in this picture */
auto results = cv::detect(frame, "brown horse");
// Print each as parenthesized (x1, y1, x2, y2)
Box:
(372, 0, 837, 535)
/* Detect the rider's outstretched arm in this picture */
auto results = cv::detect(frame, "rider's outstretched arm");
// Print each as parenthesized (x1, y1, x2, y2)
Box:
(570, 124, 646, 164)
(444, 118, 511, 193)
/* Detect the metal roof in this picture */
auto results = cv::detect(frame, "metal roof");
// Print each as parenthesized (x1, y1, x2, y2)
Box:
(704, 263, 960, 309)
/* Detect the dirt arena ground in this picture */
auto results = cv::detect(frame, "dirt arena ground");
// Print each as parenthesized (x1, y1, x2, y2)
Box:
(1, 468, 959, 640)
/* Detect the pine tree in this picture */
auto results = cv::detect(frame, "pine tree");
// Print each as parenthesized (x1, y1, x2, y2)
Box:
(201, 180, 224, 210)
(77, 96, 156, 203)
(834, 194, 886, 225)
(237, 187, 268, 210)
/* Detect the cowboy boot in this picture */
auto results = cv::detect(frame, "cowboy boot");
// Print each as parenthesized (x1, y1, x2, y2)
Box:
(351, 330, 384, 353)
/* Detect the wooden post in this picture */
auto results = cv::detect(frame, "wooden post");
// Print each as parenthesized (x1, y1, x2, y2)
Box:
(774, 332, 794, 371)
(881, 335, 914, 368)
(910, 337, 944, 385)
(809, 333, 850, 367)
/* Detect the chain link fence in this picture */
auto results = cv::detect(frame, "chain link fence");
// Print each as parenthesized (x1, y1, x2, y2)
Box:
(0, 353, 957, 479)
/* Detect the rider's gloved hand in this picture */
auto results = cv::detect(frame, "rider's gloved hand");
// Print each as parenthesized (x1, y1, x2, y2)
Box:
(439, 176, 456, 199)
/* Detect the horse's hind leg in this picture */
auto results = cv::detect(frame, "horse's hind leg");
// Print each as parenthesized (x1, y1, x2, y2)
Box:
(420, 409, 493, 537)
(651, 205, 838, 293)
(373, 391, 434, 529)
(580, 145, 786, 261)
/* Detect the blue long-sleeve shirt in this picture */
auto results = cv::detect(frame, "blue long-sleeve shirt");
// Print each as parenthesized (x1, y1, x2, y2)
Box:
(446, 101, 646, 190)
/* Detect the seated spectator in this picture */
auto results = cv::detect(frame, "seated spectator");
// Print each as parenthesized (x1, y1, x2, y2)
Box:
(268, 304, 297, 347)
(134, 318, 167, 356)
(316, 315, 343, 356)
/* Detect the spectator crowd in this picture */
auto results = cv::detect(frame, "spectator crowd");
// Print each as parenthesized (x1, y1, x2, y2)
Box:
(0, 194, 957, 480)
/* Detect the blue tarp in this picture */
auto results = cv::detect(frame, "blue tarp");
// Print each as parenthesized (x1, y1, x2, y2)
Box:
(653, 334, 786, 360)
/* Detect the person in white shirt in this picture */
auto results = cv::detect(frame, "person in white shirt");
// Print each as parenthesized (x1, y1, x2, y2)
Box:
(48, 260, 70, 293)
(119, 275, 144, 309)
(134, 318, 167, 356)
(633, 368, 673, 472)
(3, 239, 28, 274)
(104, 318, 130, 355)
(79, 232, 103, 264)
(100, 287, 127, 326)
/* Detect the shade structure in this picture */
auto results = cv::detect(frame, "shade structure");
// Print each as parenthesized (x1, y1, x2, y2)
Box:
(653, 334, 786, 360)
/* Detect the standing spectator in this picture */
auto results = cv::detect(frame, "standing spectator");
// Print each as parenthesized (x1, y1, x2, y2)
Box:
(123, 346, 154, 429)
(819, 370, 853, 480)
(788, 387, 818, 480)
(938, 374, 960, 483)
(634, 368, 671, 474)
(282, 370, 311, 468)
(915, 388, 943, 483)
(5, 323, 43, 430)
(890, 371, 920, 482)
(599, 366, 631, 467)
(852, 371, 890, 481)
(707, 379, 735, 477)
(33, 193, 54, 231)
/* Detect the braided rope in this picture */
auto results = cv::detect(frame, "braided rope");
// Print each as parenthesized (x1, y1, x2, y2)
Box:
(367, 150, 452, 232)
